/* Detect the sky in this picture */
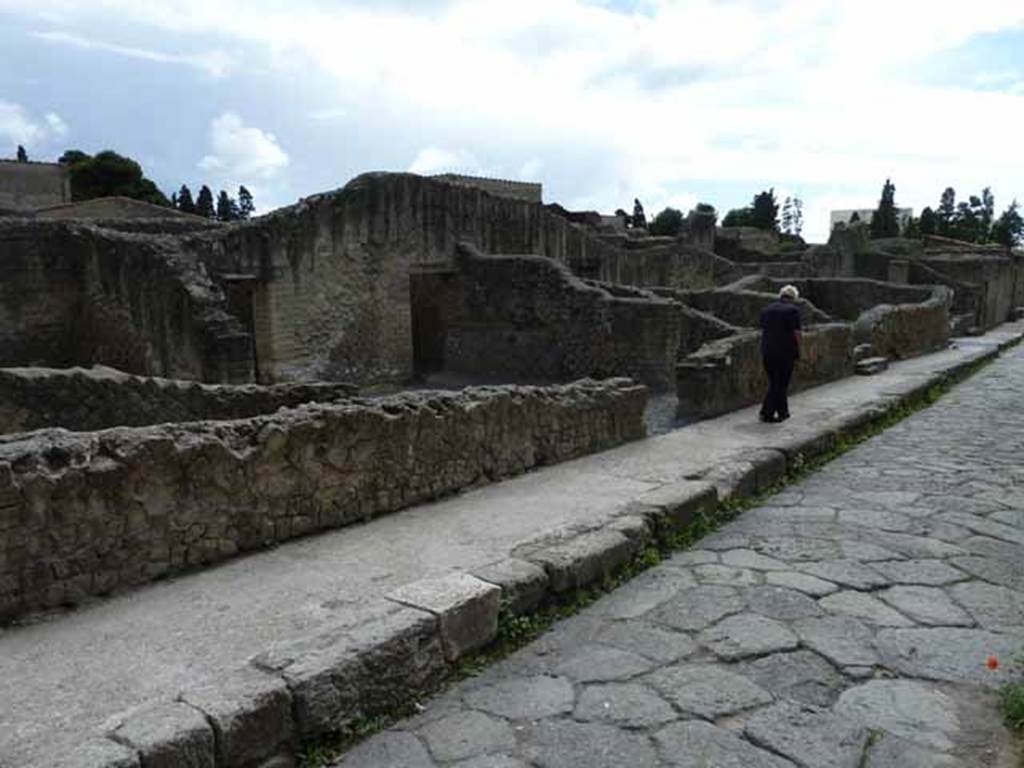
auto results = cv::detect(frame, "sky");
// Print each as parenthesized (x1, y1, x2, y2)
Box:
(1, 0, 1023, 242)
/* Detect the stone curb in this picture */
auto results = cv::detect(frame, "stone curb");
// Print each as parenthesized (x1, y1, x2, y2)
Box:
(61, 331, 1024, 768)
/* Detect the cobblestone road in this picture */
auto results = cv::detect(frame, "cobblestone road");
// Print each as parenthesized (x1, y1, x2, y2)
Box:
(335, 347, 1024, 767)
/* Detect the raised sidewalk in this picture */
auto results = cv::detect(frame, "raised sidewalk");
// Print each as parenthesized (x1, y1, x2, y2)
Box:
(2, 323, 1022, 768)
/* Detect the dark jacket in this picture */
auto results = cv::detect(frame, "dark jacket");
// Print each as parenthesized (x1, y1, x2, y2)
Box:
(760, 299, 801, 360)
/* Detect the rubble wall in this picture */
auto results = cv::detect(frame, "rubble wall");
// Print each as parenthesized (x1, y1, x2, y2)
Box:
(676, 324, 854, 419)
(443, 244, 682, 390)
(0, 366, 358, 434)
(0, 220, 253, 383)
(0, 378, 647, 623)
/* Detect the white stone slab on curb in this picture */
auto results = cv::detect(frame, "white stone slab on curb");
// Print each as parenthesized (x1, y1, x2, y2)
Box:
(106, 701, 215, 768)
(39, 738, 140, 768)
(521, 529, 639, 593)
(180, 666, 295, 768)
(634, 480, 718, 530)
(388, 573, 501, 662)
(472, 558, 549, 616)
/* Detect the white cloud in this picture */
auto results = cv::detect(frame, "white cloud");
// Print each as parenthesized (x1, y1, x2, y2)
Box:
(32, 30, 234, 78)
(198, 112, 289, 179)
(0, 101, 68, 147)
(5, 0, 1024, 241)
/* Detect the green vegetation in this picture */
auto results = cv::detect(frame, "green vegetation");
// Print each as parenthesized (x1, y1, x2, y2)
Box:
(15, 144, 28, 162)
(649, 206, 684, 236)
(870, 179, 900, 239)
(59, 149, 171, 207)
(722, 188, 779, 232)
(905, 184, 1020, 247)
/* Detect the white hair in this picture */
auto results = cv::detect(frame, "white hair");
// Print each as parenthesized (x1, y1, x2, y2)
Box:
(779, 284, 800, 300)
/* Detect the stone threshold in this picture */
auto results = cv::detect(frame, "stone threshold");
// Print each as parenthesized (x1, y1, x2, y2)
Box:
(8, 322, 1024, 768)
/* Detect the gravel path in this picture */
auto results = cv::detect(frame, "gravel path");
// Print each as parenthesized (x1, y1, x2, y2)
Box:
(333, 346, 1024, 767)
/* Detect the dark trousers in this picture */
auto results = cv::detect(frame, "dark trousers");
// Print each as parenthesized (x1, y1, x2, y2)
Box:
(761, 356, 795, 419)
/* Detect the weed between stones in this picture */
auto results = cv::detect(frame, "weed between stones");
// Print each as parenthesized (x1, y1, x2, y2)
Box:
(297, 352, 999, 767)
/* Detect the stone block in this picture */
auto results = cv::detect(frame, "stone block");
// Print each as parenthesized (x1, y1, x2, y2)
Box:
(471, 558, 549, 615)
(43, 739, 141, 768)
(180, 667, 294, 768)
(107, 701, 215, 768)
(387, 572, 501, 661)
(856, 356, 889, 375)
(522, 529, 639, 593)
(252, 602, 446, 739)
(635, 480, 717, 533)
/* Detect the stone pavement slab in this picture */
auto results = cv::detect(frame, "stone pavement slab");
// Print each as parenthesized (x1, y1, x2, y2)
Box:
(327, 342, 1024, 767)
(1, 324, 1022, 766)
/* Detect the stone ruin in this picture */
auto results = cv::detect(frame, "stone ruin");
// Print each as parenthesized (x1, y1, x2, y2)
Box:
(1, 169, 1023, 622)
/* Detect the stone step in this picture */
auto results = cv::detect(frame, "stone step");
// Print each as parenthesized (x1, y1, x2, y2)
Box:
(853, 343, 875, 362)
(1011, 307, 1024, 322)
(855, 356, 890, 375)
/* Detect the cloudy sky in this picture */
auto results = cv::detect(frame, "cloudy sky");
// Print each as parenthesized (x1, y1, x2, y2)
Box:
(1, 0, 1023, 241)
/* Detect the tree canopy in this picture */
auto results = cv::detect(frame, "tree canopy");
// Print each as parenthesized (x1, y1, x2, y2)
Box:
(16, 145, 28, 162)
(648, 206, 684, 237)
(869, 179, 900, 239)
(58, 149, 170, 206)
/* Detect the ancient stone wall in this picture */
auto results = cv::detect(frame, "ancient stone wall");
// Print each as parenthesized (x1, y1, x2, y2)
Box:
(0, 366, 358, 434)
(34, 197, 207, 222)
(921, 253, 1017, 330)
(679, 287, 833, 328)
(0, 219, 253, 383)
(0, 378, 646, 622)
(432, 174, 542, 203)
(443, 244, 682, 390)
(0, 160, 70, 212)
(676, 324, 854, 419)
(735, 276, 938, 322)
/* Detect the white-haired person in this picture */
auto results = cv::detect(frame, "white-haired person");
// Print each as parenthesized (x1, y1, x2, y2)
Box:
(759, 284, 802, 423)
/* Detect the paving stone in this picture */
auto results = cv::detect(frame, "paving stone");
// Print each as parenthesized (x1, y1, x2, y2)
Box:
(818, 590, 915, 627)
(574, 683, 678, 728)
(839, 540, 907, 562)
(451, 757, 528, 768)
(692, 564, 762, 586)
(950, 555, 1024, 591)
(869, 559, 969, 586)
(793, 616, 879, 667)
(106, 701, 214, 768)
(553, 644, 655, 682)
(746, 586, 823, 620)
(737, 650, 849, 707)
(949, 581, 1024, 631)
(962, 535, 1024, 563)
(181, 667, 293, 768)
(835, 680, 960, 752)
(720, 549, 790, 571)
(590, 567, 696, 619)
(798, 560, 889, 590)
(521, 720, 657, 768)
(878, 586, 973, 627)
(418, 710, 515, 763)
(746, 537, 842, 562)
(876, 628, 1019, 688)
(837, 509, 913, 532)
(754, 506, 838, 523)
(765, 571, 839, 597)
(654, 721, 796, 767)
(744, 700, 869, 768)
(595, 620, 698, 663)
(663, 549, 719, 566)
(463, 676, 575, 720)
(871, 533, 967, 559)
(863, 735, 961, 768)
(852, 490, 921, 508)
(935, 513, 1024, 545)
(336, 731, 435, 767)
(697, 612, 799, 660)
(387, 573, 501, 661)
(650, 585, 746, 631)
(646, 663, 773, 718)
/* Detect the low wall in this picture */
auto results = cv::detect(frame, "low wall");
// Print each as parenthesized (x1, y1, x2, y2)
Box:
(676, 324, 854, 419)
(0, 366, 359, 434)
(680, 287, 833, 328)
(443, 244, 682, 390)
(0, 378, 647, 623)
(853, 287, 952, 359)
(735, 277, 936, 323)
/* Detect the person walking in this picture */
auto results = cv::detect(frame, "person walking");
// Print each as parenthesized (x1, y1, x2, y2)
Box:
(760, 284, 802, 423)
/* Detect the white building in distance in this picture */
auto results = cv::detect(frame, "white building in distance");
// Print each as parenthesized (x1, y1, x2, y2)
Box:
(831, 208, 914, 232)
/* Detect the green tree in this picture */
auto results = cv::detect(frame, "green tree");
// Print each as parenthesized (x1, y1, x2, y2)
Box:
(870, 178, 900, 239)
(791, 196, 804, 236)
(751, 188, 779, 231)
(16, 145, 27, 162)
(781, 197, 794, 235)
(216, 190, 240, 221)
(722, 207, 756, 227)
(980, 187, 995, 242)
(936, 187, 956, 237)
(238, 185, 254, 220)
(58, 149, 170, 206)
(919, 207, 937, 236)
(648, 206, 684, 236)
(195, 185, 215, 218)
(991, 200, 1023, 248)
(848, 211, 861, 224)
(177, 185, 196, 214)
